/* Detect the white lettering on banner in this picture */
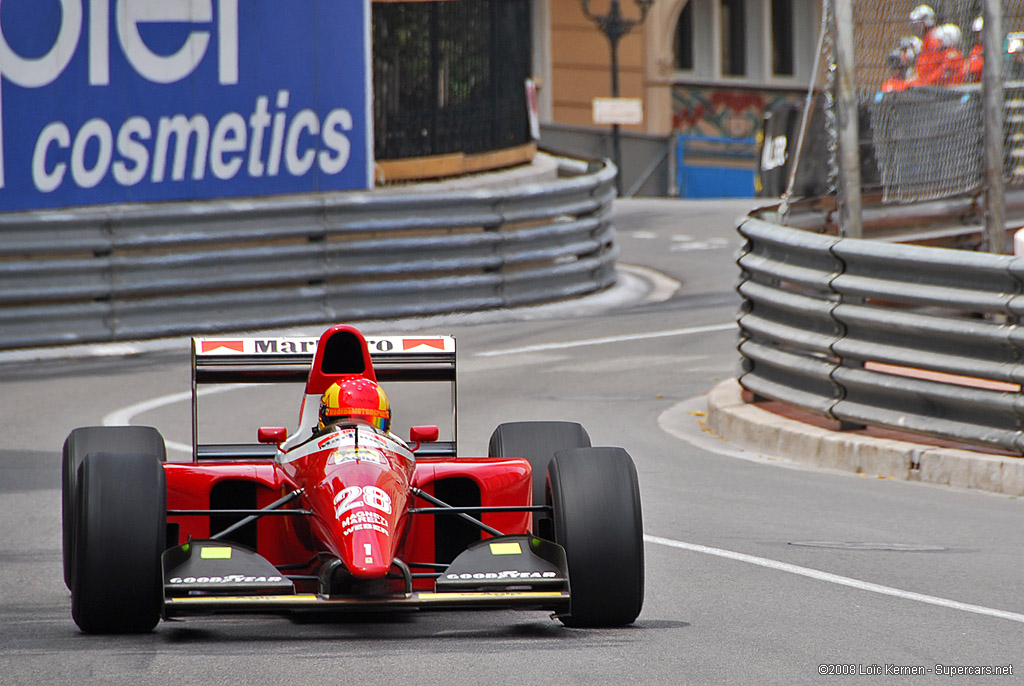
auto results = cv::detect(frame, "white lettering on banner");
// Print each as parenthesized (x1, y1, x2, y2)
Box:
(30, 90, 354, 193)
(248, 96, 271, 177)
(210, 113, 247, 180)
(286, 110, 319, 175)
(117, 0, 213, 85)
(0, 0, 83, 88)
(0, 0, 241, 189)
(113, 116, 152, 185)
(32, 124, 70, 193)
(217, 0, 239, 86)
(71, 118, 113, 188)
(0, 0, 238, 88)
(267, 90, 288, 176)
(319, 110, 353, 175)
(153, 114, 210, 182)
(89, 0, 109, 85)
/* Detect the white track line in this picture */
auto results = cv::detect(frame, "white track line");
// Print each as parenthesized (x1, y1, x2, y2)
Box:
(474, 322, 736, 357)
(102, 385, 248, 454)
(645, 534, 1024, 624)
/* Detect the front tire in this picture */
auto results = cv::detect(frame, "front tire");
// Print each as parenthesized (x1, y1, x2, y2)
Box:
(62, 426, 165, 589)
(548, 447, 644, 627)
(71, 452, 166, 634)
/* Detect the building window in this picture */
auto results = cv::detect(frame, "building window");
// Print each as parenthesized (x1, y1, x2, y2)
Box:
(720, 0, 746, 76)
(674, 2, 694, 70)
(771, 0, 793, 76)
(671, 0, 812, 82)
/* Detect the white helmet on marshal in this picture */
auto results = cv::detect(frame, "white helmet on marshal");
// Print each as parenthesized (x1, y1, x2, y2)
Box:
(936, 23, 962, 48)
(909, 4, 936, 29)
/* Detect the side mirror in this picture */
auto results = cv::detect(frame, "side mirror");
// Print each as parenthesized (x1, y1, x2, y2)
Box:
(258, 426, 288, 445)
(409, 425, 439, 452)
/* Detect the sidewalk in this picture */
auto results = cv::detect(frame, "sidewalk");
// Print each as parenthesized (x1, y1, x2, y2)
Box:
(706, 379, 1024, 497)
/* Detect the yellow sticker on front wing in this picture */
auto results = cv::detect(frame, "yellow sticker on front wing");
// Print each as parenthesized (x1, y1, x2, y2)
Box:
(199, 546, 233, 560)
(489, 541, 522, 556)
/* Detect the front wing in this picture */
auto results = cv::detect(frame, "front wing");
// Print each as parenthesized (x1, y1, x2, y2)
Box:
(161, 535, 571, 619)
(165, 591, 570, 616)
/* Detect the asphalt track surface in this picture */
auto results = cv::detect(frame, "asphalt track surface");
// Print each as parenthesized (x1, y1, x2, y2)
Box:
(1, 199, 1020, 685)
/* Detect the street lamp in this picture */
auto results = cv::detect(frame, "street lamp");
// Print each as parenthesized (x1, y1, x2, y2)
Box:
(580, 0, 655, 195)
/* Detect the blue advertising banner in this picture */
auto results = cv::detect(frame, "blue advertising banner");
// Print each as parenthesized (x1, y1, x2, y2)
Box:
(0, 0, 372, 212)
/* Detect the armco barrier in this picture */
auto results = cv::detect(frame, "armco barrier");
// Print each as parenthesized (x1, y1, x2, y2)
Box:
(0, 160, 617, 350)
(737, 209, 1024, 455)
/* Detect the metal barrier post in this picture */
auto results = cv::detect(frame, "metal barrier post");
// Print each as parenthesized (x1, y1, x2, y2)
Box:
(833, 0, 862, 238)
(983, 0, 1006, 254)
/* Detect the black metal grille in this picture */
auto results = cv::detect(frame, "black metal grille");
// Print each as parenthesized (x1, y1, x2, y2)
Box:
(373, 0, 532, 160)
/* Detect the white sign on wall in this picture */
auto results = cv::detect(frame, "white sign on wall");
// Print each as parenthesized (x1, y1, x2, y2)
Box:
(592, 97, 643, 126)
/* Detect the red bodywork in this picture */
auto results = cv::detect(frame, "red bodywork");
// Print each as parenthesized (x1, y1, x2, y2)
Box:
(170, 324, 533, 593)
(164, 457, 532, 591)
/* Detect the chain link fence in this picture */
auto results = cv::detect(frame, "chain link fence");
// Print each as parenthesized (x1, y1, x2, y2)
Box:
(841, 1, 983, 203)
(1004, 2, 1024, 182)
(822, 1, 1024, 206)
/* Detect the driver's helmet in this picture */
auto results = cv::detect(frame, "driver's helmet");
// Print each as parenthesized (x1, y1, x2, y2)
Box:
(318, 378, 391, 432)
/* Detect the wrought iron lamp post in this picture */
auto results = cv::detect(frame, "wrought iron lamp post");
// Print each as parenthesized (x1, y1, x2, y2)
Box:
(580, 0, 655, 195)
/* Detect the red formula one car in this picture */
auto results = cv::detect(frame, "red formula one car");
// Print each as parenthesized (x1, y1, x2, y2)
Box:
(61, 324, 644, 633)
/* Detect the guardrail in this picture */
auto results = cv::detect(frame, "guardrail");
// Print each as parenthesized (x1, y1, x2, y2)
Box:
(0, 160, 617, 350)
(737, 206, 1024, 455)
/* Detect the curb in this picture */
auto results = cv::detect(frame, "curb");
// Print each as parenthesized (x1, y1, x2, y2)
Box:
(706, 379, 1024, 497)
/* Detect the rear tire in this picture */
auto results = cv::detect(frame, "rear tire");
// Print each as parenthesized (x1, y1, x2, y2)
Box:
(71, 453, 166, 634)
(548, 447, 644, 627)
(488, 422, 591, 540)
(62, 426, 165, 589)
(487, 421, 591, 504)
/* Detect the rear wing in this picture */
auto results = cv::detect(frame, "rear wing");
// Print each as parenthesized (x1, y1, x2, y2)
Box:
(191, 334, 457, 461)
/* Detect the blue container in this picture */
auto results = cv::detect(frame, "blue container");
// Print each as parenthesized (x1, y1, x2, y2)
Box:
(676, 135, 756, 198)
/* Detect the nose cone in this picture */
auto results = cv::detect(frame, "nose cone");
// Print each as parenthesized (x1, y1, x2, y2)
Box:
(305, 478, 402, 580)
(283, 427, 412, 581)
(342, 526, 392, 579)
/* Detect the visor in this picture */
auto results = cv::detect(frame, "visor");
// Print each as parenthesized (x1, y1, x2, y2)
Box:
(320, 407, 390, 432)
